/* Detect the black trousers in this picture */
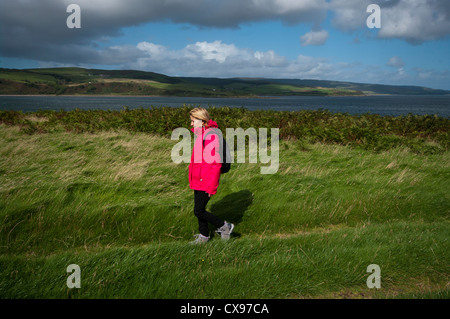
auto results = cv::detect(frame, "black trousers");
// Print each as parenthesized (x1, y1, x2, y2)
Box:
(194, 190, 224, 237)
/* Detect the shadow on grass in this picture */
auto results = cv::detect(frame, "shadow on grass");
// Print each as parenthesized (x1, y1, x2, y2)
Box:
(209, 189, 253, 239)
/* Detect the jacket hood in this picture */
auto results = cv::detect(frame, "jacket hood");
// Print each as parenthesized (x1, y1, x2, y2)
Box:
(205, 120, 218, 128)
(191, 119, 219, 133)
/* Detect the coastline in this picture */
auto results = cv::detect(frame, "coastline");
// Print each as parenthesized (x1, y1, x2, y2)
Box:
(0, 94, 273, 98)
(0, 93, 434, 98)
(0, 94, 367, 98)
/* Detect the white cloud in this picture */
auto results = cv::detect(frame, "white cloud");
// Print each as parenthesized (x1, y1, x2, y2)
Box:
(129, 40, 360, 80)
(329, 0, 370, 31)
(377, 0, 450, 44)
(300, 29, 329, 46)
(132, 40, 290, 77)
(329, 0, 450, 44)
(185, 41, 241, 63)
(271, 0, 326, 15)
(387, 56, 405, 68)
(136, 42, 167, 57)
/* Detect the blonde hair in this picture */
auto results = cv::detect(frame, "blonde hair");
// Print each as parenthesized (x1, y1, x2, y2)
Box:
(190, 107, 211, 125)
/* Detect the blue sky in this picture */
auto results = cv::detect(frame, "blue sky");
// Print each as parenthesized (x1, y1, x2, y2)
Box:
(1, 0, 449, 90)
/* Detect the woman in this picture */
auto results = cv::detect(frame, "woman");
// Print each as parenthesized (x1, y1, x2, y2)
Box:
(188, 107, 234, 244)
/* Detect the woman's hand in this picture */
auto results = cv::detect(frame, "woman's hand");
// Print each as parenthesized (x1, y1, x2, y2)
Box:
(207, 192, 213, 197)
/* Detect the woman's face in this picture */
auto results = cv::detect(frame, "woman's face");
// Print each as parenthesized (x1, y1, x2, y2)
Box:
(190, 116, 203, 128)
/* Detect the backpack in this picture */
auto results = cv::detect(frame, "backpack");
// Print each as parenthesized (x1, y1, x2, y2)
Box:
(219, 135, 231, 174)
(203, 129, 231, 174)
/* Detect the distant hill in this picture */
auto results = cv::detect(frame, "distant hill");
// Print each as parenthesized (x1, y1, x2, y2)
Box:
(0, 67, 448, 96)
(267, 79, 450, 95)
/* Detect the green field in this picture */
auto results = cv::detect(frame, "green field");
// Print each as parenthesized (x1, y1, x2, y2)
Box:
(0, 107, 449, 298)
(5, 66, 449, 96)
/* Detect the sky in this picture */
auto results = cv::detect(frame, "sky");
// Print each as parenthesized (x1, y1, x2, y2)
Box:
(0, 0, 449, 90)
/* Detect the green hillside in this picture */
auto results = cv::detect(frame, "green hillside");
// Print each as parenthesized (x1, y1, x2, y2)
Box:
(1, 67, 448, 96)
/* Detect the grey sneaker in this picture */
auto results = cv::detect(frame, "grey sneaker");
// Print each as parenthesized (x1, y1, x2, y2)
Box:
(190, 234, 209, 245)
(216, 222, 234, 240)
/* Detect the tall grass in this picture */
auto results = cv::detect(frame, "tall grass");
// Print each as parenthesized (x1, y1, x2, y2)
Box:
(1, 106, 448, 154)
(0, 107, 448, 298)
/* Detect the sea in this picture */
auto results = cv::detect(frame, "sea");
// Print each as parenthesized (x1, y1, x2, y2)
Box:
(0, 95, 449, 117)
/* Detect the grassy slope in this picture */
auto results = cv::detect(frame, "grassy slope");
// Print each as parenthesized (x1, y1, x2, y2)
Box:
(0, 122, 448, 298)
(0, 67, 362, 96)
(2, 67, 450, 96)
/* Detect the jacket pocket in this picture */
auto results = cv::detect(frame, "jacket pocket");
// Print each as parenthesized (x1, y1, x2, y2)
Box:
(192, 164, 202, 182)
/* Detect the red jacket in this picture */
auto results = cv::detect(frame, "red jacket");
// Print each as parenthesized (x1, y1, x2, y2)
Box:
(188, 120, 222, 195)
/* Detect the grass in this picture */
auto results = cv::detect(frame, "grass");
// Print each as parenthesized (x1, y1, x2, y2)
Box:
(0, 108, 449, 299)
(1, 107, 448, 155)
(2, 222, 448, 299)
(0, 67, 361, 96)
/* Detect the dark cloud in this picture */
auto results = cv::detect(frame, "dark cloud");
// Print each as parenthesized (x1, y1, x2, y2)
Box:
(1, 0, 449, 64)
(0, 0, 328, 63)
